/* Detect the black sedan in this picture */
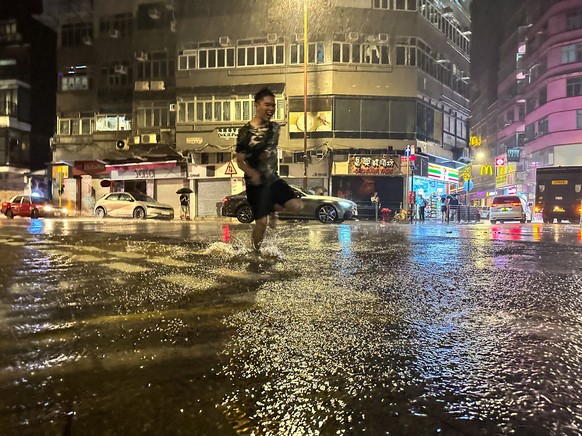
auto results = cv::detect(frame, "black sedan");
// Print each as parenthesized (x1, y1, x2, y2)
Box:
(221, 184, 358, 224)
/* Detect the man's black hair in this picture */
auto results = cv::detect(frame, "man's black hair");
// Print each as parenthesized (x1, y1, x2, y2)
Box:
(254, 87, 275, 103)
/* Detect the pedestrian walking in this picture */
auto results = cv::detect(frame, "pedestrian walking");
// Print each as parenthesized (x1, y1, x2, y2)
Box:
(235, 87, 303, 251)
(441, 196, 449, 222)
(179, 193, 189, 220)
(418, 195, 427, 222)
(450, 194, 460, 222)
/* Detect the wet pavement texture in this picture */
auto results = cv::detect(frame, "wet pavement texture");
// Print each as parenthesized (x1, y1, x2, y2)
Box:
(0, 218, 581, 435)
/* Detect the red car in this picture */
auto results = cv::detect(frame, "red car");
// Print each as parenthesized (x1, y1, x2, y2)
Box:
(1, 195, 69, 219)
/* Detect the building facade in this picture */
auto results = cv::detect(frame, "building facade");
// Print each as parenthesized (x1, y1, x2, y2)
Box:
(41, 0, 471, 217)
(470, 0, 582, 206)
(0, 0, 56, 201)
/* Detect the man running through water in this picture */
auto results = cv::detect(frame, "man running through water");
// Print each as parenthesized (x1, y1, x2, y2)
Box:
(235, 87, 303, 251)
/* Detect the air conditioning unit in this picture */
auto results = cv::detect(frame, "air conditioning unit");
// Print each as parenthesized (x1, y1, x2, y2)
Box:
(134, 81, 149, 91)
(148, 8, 161, 19)
(135, 51, 148, 61)
(82, 35, 92, 45)
(218, 36, 230, 46)
(169, 103, 176, 111)
(114, 64, 127, 74)
(108, 28, 120, 38)
(348, 31, 359, 42)
(377, 33, 389, 43)
(150, 80, 165, 91)
(141, 133, 158, 144)
(115, 139, 129, 151)
(267, 33, 278, 43)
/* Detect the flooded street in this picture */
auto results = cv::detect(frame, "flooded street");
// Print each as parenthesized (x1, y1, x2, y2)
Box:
(0, 218, 581, 435)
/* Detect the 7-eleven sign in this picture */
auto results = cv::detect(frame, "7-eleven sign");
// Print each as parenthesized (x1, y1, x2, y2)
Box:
(428, 163, 459, 182)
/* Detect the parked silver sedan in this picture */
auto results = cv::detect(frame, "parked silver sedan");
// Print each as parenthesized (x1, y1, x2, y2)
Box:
(94, 191, 174, 220)
(221, 184, 358, 223)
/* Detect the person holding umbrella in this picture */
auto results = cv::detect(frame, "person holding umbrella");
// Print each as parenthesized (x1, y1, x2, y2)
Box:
(176, 187, 192, 220)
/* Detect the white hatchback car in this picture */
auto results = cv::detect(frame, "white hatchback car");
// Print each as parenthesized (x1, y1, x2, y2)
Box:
(489, 195, 532, 224)
(94, 191, 174, 220)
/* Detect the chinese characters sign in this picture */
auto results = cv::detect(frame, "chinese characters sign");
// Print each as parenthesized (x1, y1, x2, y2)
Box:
(348, 155, 400, 175)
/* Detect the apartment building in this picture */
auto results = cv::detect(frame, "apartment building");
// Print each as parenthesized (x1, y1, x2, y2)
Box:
(42, 0, 471, 217)
(470, 0, 582, 206)
(0, 1, 55, 201)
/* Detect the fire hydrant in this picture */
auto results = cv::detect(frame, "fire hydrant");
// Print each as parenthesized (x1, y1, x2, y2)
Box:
(381, 207, 391, 223)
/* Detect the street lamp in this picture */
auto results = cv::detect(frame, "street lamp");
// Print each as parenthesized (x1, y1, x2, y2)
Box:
(302, 0, 308, 190)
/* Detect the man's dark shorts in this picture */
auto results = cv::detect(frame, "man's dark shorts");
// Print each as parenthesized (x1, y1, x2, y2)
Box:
(246, 178, 296, 220)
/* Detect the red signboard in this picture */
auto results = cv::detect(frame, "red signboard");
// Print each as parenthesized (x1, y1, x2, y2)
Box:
(348, 155, 400, 175)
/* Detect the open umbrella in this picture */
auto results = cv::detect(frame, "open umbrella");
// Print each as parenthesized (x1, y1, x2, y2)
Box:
(176, 187, 193, 194)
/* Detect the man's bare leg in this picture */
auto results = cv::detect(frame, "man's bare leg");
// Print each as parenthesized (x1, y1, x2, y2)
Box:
(252, 216, 268, 251)
(274, 198, 303, 215)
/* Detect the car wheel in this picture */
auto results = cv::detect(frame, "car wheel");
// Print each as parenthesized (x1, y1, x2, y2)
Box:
(95, 207, 106, 219)
(316, 204, 339, 223)
(490, 219, 496, 224)
(6, 209, 14, 219)
(133, 207, 146, 219)
(236, 205, 253, 223)
(31, 209, 39, 219)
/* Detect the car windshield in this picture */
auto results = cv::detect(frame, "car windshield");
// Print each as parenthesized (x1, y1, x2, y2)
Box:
(130, 192, 156, 202)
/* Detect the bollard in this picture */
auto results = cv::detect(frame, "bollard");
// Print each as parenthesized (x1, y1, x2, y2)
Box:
(381, 207, 391, 223)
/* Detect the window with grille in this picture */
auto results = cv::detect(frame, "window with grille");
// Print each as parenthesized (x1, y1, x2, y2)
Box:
(290, 42, 325, 64)
(177, 95, 285, 124)
(61, 22, 92, 47)
(567, 77, 582, 97)
(566, 10, 582, 31)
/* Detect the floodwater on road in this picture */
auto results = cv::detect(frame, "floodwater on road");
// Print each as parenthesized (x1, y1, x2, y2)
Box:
(0, 218, 581, 435)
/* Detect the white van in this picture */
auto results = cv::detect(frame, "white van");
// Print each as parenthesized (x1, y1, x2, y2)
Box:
(489, 195, 533, 224)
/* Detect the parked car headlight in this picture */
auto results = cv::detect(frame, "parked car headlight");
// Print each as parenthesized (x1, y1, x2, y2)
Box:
(44, 205, 54, 212)
(339, 201, 354, 209)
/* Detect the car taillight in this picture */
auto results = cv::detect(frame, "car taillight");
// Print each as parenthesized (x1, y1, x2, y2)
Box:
(491, 203, 499, 207)
(534, 206, 542, 213)
(222, 197, 228, 203)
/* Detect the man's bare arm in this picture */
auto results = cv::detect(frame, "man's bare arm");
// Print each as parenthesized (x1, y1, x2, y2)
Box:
(236, 152, 261, 185)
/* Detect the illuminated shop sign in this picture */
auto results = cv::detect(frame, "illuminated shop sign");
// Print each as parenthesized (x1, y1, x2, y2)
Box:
(348, 155, 400, 175)
(217, 127, 239, 139)
(289, 111, 333, 132)
(507, 148, 521, 162)
(428, 163, 458, 182)
(480, 165, 493, 176)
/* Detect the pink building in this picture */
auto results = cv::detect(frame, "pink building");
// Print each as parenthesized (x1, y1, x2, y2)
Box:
(496, 0, 582, 200)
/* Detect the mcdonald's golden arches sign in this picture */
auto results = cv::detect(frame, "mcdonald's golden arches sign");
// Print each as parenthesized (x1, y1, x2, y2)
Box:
(480, 165, 493, 176)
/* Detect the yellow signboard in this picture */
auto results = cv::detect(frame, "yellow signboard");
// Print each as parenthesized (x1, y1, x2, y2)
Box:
(470, 135, 481, 146)
(551, 180, 568, 185)
(480, 165, 493, 176)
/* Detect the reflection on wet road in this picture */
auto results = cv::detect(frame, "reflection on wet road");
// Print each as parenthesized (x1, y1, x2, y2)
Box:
(0, 219, 581, 434)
